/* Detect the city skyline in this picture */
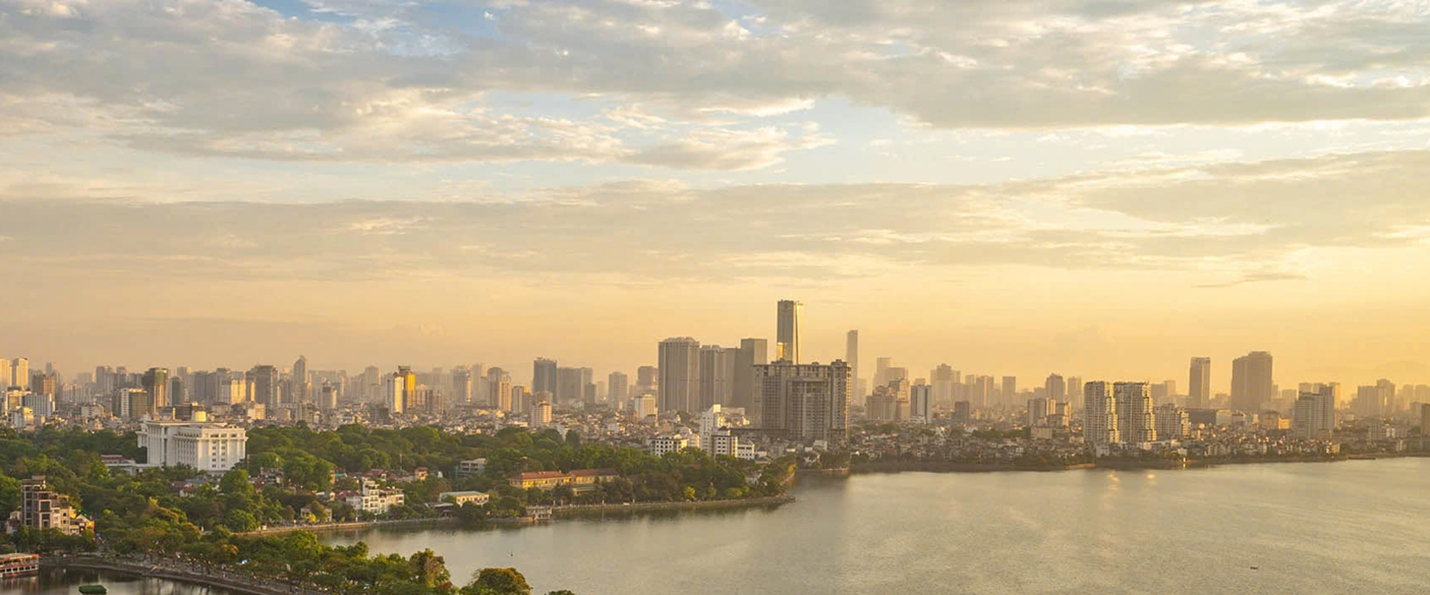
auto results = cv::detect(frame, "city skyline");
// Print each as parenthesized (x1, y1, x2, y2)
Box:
(2, 1, 1429, 389)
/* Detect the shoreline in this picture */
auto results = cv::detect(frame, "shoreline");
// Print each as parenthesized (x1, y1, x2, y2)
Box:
(42, 555, 323, 595)
(847, 452, 1429, 475)
(247, 495, 797, 535)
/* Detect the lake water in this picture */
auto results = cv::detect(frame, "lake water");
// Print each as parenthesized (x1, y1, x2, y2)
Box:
(9, 569, 233, 595)
(324, 458, 1430, 595)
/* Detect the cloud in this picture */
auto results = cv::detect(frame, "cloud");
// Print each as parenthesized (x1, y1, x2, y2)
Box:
(2, 149, 1427, 286)
(1196, 271, 1311, 288)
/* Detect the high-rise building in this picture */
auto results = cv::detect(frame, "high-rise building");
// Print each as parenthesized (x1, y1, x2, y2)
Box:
(1114, 382, 1156, 443)
(953, 400, 971, 424)
(776, 299, 803, 363)
(1027, 397, 1052, 426)
(733, 338, 768, 418)
(846, 331, 859, 400)
(1001, 376, 1018, 406)
(142, 368, 170, 409)
(532, 358, 558, 400)
(932, 364, 958, 407)
(1292, 383, 1336, 439)
(292, 356, 309, 404)
(487, 368, 511, 411)
(910, 384, 931, 422)
(698, 345, 736, 409)
(320, 383, 338, 410)
(755, 360, 850, 442)
(1044, 374, 1066, 404)
(608, 371, 629, 404)
(557, 367, 584, 405)
(1066, 377, 1083, 407)
(453, 367, 472, 405)
(1188, 357, 1211, 409)
(658, 337, 701, 413)
(1083, 382, 1119, 446)
(1230, 351, 1274, 412)
(874, 357, 893, 389)
(1354, 381, 1394, 417)
(8, 358, 28, 390)
(636, 366, 658, 396)
(1154, 404, 1189, 439)
(248, 365, 280, 407)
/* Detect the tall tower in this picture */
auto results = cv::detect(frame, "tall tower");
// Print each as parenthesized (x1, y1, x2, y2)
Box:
(1231, 351, 1273, 412)
(845, 331, 859, 400)
(776, 300, 803, 363)
(1114, 382, 1156, 443)
(292, 356, 309, 404)
(1188, 357, 1211, 409)
(142, 368, 170, 409)
(733, 338, 769, 419)
(658, 337, 701, 413)
(1083, 381, 1119, 445)
(532, 358, 558, 399)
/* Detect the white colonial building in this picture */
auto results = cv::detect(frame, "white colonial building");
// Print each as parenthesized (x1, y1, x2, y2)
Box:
(138, 421, 247, 472)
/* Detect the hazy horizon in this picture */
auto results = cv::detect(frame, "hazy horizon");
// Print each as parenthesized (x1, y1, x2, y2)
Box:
(2, 0, 1428, 388)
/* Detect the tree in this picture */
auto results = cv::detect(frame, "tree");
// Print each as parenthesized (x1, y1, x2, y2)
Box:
(408, 548, 451, 588)
(224, 509, 259, 532)
(463, 568, 532, 595)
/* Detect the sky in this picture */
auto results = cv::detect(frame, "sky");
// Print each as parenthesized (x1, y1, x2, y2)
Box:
(1, 0, 1429, 390)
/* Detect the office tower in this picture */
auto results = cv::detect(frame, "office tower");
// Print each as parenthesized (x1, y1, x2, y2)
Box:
(1154, 404, 1189, 439)
(1083, 382, 1120, 445)
(733, 338, 769, 417)
(755, 360, 850, 441)
(874, 357, 893, 388)
(1188, 357, 1211, 409)
(486, 368, 511, 411)
(1378, 379, 1398, 413)
(1114, 382, 1156, 443)
(141, 368, 170, 410)
(30, 373, 57, 398)
(608, 372, 629, 404)
(846, 331, 860, 400)
(698, 345, 736, 409)
(556, 367, 583, 405)
(1044, 374, 1066, 404)
(579, 367, 595, 406)
(1065, 377, 1083, 408)
(776, 299, 803, 363)
(448, 367, 469, 405)
(10, 358, 29, 390)
(292, 356, 309, 403)
(1027, 397, 1051, 426)
(658, 337, 701, 413)
(248, 365, 280, 406)
(953, 400, 971, 423)
(910, 384, 931, 422)
(1002, 376, 1018, 405)
(636, 366, 658, 396)
(1230, 351, 1274, 411)
(533, 358, 558, 400)
(169, 376, 185, 405)
(929, 364, 956, 407)
(1293, 384, 1336, 439)
(507, 385, 525, 412)
(319, 383, 337, 410)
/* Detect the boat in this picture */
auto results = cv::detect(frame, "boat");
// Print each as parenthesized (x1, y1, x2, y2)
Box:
(0, 553, 40, 578)
(78, 584, 109, 594)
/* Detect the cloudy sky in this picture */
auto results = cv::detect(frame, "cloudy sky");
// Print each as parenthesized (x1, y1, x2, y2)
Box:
(2, 0, 1429, 389)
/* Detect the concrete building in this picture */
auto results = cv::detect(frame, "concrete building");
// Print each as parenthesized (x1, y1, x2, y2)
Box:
(910, 384, 932, 422)
(1230, 351, 1274, 412)
(1083, 381, 1120, 446)
(755, 360, 851, 442)
(1154, 404, 1189, 439)
(658, 337, 701, 413)
(776, 299, 803, 363)
(608, 371, 629, 403)
(439, 491, 490, 506)
(733, 338, 768, 418)
(12, 476, 92, 536)
(647, 435, 692, 456)
(1188, 357, 1211, 409)
(532, 358, 558, 401)
(698, 345, 737, 410)
(845, 331, 860, 402)
(1114, 382, 1156, 444)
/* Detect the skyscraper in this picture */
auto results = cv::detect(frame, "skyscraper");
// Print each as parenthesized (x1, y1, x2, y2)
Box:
(846, 331, 859, 400)
(486, 368, 511, 412)
(1002, 376, 1017, 405)
(142, 368, 170, 409)
(1114, 382, 1156, 443)
(636, 366, 658, 396)
(248, 365, 280, 407)
(1044, 374, 1066, 403)
(532, 358, 558, 400)
(733, 338, 768, 418)
(292, 356, 309, 404)
(9, 358, 29, 390)
(910, 384, 931, 422)
(776, 299, 803, 363)
(608, 371, 629, 404)
(932, 364, 958, 407)
(1188, 357, 1211, 409)
(453, 367, 472, 405)
(698, 345, 736, 409)
(1293, 383, 1336, 439)
(1083, 381, 1119, 446)
(755, 360, 850, 442)
(1230, 351, 1274, 412)
(557, 367, 584, 405)
(658, 337, 701, 413)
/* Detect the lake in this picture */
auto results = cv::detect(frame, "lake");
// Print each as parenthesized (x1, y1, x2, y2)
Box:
(324, 458, 1430, 595)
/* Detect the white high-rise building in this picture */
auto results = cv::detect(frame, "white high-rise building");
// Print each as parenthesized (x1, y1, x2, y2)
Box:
(1083, 381, 1119, 446)
(1114, 382, 1157, 443)
(658, 337, 701, 413)
(138, 421, 247, 472)
(776, 300, 803, 363)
